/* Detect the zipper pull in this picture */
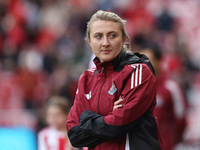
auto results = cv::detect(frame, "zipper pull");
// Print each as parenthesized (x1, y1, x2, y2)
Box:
(101, 67, 104, 73)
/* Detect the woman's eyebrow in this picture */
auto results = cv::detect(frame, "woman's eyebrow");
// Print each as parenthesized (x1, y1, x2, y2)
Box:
(93, 32, 102, 35)
(108, 31, 118, 34)
(93, 31, 118, 35)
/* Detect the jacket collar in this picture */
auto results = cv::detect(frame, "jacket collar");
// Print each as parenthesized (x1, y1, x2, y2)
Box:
(93, 50, 155, 75)
(93, 50, 125, 74)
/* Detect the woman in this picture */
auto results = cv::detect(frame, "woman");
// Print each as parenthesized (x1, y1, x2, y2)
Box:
(66, 10, 162, 150)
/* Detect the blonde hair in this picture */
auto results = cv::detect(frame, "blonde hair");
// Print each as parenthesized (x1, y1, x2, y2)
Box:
(85, 10, 131, 50)
(46, 96, 71, 114)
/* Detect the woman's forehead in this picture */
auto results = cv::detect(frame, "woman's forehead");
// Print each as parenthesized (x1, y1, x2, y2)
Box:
(90, 20, 121, 34)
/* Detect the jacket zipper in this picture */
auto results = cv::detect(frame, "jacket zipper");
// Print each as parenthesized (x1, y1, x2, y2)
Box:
(97, 67, 106, 150)
(97, 67, 106, 114)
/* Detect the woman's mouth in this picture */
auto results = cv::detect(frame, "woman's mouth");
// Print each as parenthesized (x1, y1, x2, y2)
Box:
(101, 50, 111, 54)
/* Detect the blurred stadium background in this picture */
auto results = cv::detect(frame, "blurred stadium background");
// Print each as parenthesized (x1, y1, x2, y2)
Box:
(0, 0, 200, 149)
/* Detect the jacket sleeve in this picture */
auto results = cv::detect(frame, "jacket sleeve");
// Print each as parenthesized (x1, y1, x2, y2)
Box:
(79, 64, 157, 138)
(66, 75, 107, 148)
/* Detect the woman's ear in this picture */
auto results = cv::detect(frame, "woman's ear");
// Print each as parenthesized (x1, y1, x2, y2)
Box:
(88, 39, 92, 47)
(88, 42, 91, 48)
(123, 36, 127, 44)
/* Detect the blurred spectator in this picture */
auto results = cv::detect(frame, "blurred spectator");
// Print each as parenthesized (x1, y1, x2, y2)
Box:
(123, 0, 155, 41)
(0, 49, 37, 128)
(17, 47, 49, 108)
(43, 45, 59, 74)
(156, 9, 174, 32)
(38, 96, 75, 150)
(48, 65, 77, 102)
(140, 44, 188, 150)
(175, 74, 200, 150)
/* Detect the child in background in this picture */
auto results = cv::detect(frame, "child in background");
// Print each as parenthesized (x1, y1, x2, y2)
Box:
(38, 96, 75, 150)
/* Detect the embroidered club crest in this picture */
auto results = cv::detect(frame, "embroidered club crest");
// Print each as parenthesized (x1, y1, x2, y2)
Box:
(108, 82, 117, 95)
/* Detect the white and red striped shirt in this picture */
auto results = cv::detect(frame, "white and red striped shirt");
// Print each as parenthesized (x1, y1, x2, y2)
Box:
(38, 127, 75, 150)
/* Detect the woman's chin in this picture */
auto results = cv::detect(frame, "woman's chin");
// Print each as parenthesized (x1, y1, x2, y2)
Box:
(100, 56, 114, 62)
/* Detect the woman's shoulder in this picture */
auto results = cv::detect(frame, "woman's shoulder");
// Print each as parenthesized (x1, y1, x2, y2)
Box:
(114, 51, 155, 75)
(123, 63, 152, 73)
(79, 67, 97, 79)
(122, 63, 156, 82)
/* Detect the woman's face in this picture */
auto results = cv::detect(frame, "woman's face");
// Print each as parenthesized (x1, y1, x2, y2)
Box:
(46, 105, 67, 131)
(89, 20, 126, 62)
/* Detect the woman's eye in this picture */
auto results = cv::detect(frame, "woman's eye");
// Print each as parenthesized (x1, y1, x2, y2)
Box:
(95, 35, 102, 39)
(110, 34, 116, 38)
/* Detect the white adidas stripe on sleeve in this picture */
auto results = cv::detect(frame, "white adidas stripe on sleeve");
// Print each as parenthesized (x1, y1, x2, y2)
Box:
(131, 64, 143, 89)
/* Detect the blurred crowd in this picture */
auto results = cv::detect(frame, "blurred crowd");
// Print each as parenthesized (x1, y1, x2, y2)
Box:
(0, 0, 200, 149)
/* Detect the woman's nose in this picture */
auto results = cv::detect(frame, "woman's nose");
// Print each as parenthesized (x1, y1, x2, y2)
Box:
(102, 37, 110, 47)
